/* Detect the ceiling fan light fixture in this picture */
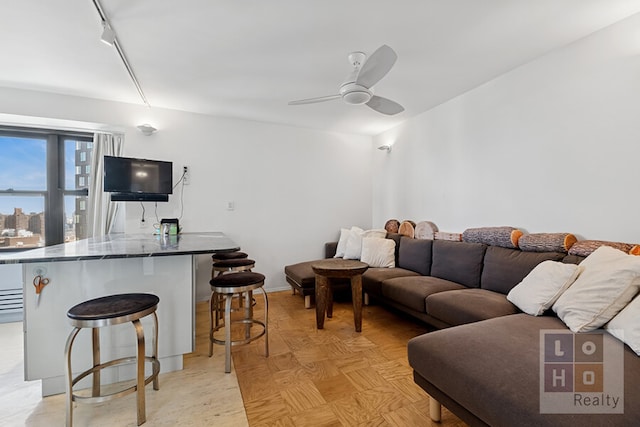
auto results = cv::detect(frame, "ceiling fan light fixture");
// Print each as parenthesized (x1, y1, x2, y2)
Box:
(339, 82, 372, 105)
(288, 45, 403, 115)
(343, 90, 371, 105)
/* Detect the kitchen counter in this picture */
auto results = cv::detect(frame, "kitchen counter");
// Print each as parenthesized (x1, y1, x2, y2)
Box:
(3, 232, 240, 396)
(0, 232, 240, 264)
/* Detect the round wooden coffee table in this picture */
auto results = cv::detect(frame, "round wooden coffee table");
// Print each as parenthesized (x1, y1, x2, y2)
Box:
(311, 259, 368, 332)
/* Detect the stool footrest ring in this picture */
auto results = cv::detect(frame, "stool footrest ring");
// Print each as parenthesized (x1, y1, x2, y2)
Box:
(70, 356, 160, 405)
(211, 319, 267, 347)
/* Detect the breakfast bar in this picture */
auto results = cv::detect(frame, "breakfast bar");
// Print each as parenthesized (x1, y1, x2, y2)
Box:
(0, 232, 239, 396)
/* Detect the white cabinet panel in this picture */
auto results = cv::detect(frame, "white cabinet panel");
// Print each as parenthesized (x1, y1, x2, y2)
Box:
(23, 255, 194, 395)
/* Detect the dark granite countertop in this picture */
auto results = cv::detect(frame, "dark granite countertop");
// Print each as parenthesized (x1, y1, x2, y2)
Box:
(0, 232, 240, 264)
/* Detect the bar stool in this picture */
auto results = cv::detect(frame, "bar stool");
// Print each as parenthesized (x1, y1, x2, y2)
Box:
(211, 251, 248, 262)
(209, 272, 268, 373)
(211, 257, 257, 325)
(211, 258, 255, 278)
(64, 293, 160, 427)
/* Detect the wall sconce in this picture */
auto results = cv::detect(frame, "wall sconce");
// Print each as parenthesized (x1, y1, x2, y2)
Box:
(137, 124, 157, 136)
(378, 144, 392, 153)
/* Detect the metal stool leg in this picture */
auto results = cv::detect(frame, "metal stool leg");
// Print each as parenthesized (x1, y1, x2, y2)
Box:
(208, 291, 215, 357)
(217, 292, 225, 322)
(92, 328, 101, 397)
(152, 311, 159, 390)
(224, 293, 233, 373)
(244, 291, 252, 339)
(133, 319, 146, 426)
(65, 327, 81, 427)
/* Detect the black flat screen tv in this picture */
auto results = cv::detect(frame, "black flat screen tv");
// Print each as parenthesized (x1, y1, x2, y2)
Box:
(104, 156, 173, 202)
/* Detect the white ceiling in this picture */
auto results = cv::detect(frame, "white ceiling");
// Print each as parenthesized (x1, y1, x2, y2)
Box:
(2, 1, 640, 136)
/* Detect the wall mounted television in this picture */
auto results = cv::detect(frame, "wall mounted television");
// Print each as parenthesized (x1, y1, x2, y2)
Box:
(104, 156, 173, 202)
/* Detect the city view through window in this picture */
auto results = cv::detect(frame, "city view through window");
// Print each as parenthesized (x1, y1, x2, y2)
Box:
(0, 133, 93, 250)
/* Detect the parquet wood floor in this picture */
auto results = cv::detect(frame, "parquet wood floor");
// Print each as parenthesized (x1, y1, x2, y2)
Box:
(220, 290, 468, 427)
(1, 290, 467, 426)
(2, 307, 249, 426)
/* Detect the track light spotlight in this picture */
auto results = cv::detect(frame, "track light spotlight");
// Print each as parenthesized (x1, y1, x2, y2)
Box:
(100, 23, 115, 46)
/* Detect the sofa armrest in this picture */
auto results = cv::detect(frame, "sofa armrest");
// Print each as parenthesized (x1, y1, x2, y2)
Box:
(324, 242, 338, 258)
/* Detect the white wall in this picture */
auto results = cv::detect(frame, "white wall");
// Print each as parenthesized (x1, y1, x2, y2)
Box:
(8, 12, 640, 303)
(0, 89, 373, 300)
(373, 13, 640, 243)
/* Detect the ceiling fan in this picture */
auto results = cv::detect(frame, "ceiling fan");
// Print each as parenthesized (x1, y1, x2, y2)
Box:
(289, 45, 404, 116)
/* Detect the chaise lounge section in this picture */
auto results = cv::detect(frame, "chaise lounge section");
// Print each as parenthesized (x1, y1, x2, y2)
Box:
(408, 313, 640, 426)
(284, 242, 348, 308)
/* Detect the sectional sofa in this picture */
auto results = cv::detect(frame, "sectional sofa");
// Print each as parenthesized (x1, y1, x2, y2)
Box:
(284, 232, 640, 425)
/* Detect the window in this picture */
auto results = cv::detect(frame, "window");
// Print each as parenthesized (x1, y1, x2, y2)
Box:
(0, 128, 93, 250)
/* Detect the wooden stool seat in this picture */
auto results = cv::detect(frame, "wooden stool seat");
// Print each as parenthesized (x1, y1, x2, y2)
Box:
(211, 258, 256, 278)
(211, 251, 248, 261)
(67, 293, 159, 324)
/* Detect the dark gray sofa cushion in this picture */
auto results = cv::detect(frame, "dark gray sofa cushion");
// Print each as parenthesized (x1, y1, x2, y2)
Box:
(562, 254, 585, 265)
(430, 240, 486, 288)
(397, 237, 433, 275)
(426, 288, 518, 326)
(386, 233, 402, 264)
(362, 267, 419, 297)
(285, 258, 349, 294)
(285, 241, 338, 294)
(480, 246, 565, 294)
(381, 276, 466, 313)
(324, 241, 338, 258)
(408, 314, 640, 426)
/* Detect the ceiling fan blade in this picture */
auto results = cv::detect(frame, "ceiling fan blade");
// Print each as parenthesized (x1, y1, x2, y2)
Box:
(366, 95, 404, 115)
(355, 45, 397, 89)
(288, 94, 341, 105)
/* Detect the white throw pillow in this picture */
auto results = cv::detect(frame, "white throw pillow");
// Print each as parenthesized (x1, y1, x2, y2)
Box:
(343, 227, 364, 259)
(507, 261, 582, 316)
(361, 237, 396, 268)
(364, 228, 387, 239)
(334, 228, 352, 258)
(552, 246, 640, 332)
(344, 228, 386, 260)
(606, 295, 640, 356)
